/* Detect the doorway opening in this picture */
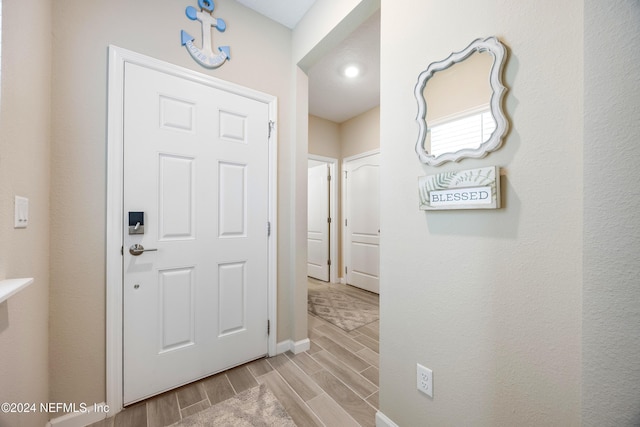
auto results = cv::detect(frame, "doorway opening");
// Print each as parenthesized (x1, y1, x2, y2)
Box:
(307, 155, 339, 284)
(305, 9, 381, 291)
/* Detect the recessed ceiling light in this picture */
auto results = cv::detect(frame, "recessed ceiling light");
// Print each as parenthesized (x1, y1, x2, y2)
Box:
(344, 65, 360, 78)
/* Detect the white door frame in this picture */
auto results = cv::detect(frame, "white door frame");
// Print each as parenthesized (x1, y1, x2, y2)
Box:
(308, 154, 339, 284)
(105, 45, 278, 415)
(341, 149, 380, 286)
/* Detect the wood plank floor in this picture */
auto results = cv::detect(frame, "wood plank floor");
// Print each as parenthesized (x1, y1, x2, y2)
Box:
(87, 279, 379, 427)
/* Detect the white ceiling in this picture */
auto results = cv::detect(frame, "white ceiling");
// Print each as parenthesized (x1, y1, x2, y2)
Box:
(307, 11, 380, 123)
(233, 0, 317, 30)
(233, 0, 380, 124)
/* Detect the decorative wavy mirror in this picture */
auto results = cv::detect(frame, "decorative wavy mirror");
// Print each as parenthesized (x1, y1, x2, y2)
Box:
(415, 36, 508, 166)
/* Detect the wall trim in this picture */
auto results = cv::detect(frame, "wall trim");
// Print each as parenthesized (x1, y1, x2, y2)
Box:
(276, 338, 311, 354)
(342, 148, 380, 163)
(45, 403, 111, 427)
(105, 45, 278, 415)
(376, 411, 399, 427)
(293, 338, 311, 353)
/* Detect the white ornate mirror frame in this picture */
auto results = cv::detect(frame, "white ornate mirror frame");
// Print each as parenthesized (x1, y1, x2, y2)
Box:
(415, 36, 509, 166)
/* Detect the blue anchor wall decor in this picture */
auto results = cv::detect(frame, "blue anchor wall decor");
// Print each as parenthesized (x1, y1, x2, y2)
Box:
(181, 0, 230, 69)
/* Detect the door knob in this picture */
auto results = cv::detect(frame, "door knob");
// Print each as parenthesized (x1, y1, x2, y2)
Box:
(129, 244, 158, 256)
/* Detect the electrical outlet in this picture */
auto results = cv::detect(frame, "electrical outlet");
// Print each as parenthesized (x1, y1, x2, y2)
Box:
(14, 196, 29, 229)
(417, 363, 433, 397)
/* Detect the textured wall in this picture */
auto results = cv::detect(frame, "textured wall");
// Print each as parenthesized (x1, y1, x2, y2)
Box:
(340, 106, 379, 158)
(583, 1, 640, 425)
(0, 0, 51, 425)
(309, 107, 381, 163)
(50, 0, 293, 406)
(379, 0, 583, 425)
(309, 115, 341, 159)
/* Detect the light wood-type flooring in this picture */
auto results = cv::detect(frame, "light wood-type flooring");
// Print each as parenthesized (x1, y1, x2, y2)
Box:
(87, 279, 379, 427)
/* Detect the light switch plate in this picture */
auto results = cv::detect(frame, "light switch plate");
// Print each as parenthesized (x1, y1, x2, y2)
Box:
(14, 196, 29, 228)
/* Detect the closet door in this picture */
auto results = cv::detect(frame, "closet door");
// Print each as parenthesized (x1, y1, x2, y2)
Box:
(343, 152, 380, 294)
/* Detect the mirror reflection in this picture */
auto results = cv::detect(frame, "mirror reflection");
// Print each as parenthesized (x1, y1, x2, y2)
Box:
(423, 51, 495, 157)
(414, 36, 508, 166)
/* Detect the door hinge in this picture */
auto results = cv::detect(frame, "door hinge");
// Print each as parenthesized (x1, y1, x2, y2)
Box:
(345, 266, 348, 274)
(268, 120, 275, 139)
(267, 319, 271, 336)
(327, 217, 332, 224)
(327, 174, 332, 181)
(328, 259, 331, 266)
(121, 246, 124, 256)
(267, 221, 271, 237)
(345, 219, 348, 227)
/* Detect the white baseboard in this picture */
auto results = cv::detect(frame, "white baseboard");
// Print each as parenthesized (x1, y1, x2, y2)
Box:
(376, 411, 399, 427)
(292, 338, 310, 353)
(275, 340, 290, 354)
(276, 338, 310, 355)
(46, 403, 112, 427)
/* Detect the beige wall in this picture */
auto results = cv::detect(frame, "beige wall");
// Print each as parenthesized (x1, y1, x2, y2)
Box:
(380, 0, 584, 425)
(290, 65, 310, 342)
(583, 1, 640, 425)
(340, 106, 379, 159)
(309, 115, 341, 159)
(309, 107, 381, 162)
(0, 0, 51, 426)
(50, 0, 293, 407)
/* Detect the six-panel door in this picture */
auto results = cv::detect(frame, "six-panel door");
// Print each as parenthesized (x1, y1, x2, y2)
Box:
(123, 62, 269, 404)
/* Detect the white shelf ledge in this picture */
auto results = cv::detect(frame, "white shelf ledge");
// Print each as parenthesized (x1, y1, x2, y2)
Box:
(0, 278, 35, 304)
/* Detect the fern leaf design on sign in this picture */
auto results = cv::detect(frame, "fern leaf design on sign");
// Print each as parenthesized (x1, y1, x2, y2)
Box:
(418, 166, 501, 210)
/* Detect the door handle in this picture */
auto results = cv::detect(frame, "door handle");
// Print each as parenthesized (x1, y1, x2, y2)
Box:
(129, 244, 158, 256)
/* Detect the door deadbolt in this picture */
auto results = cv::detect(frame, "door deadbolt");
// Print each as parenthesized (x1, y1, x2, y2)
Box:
(128, 212, 145, 235)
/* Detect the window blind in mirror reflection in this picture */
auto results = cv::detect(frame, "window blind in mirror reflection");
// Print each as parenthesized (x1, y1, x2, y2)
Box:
(428, 107, 496, 158)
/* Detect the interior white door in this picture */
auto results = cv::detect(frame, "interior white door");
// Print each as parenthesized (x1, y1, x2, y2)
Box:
(344, 153, 380, 294)
(307, 162, 330, 281)
(122, 62, 269, 404)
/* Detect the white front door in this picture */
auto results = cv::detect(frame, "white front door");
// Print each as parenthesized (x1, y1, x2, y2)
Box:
(307, 162, 330, 281)
(344, 152, 380, 294)
(122, 62, 269, 404)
